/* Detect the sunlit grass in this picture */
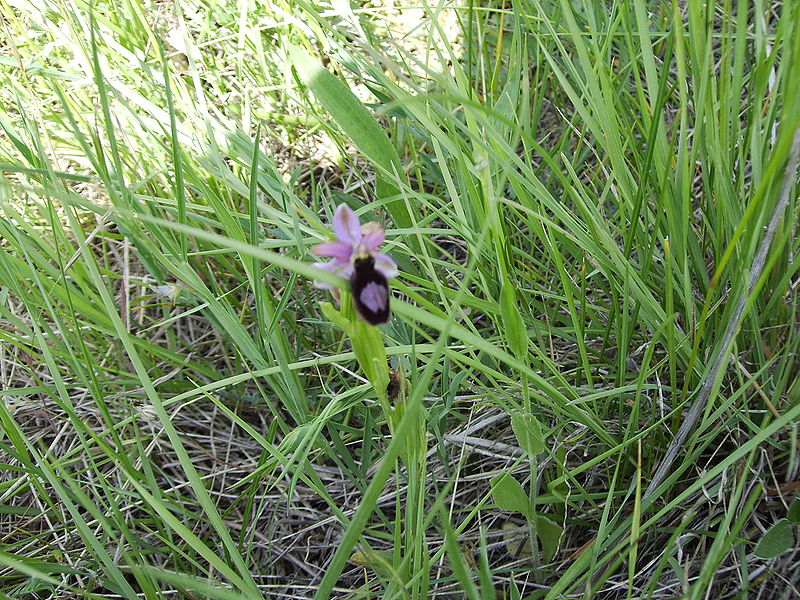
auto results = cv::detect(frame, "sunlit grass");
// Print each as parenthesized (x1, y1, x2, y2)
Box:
(1, 1, 799, 598)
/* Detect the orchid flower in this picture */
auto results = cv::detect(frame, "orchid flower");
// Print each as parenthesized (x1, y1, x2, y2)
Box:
(312, 204, 397, 324)
(312, 204, 397, 287)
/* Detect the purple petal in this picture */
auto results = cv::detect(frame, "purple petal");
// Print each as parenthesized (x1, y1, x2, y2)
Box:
(333, 204, 362, 244)
(359, 281, 389, 314)
(373, 253, 398, 279)
(337, 263, 354, 279)
(361, 222, 385, 250)
(312, 261, 353, 289)
(312, 240, 353, 261)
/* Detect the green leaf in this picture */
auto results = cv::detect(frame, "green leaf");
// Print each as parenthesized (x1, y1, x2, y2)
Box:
(320, 301, 388, 396)
(511, 412, 546, 456)
(754, 519, 794, 559)
(500, 276, 528, 358)
(491, 473, 532, 521)
(287, 44, 411, 230)
(320, 301, 353, 335)
(787, 499, 800, 523)
(0, 174, 11, 201)
(353, 318, 389, 392)
(536, 515, 562, 563)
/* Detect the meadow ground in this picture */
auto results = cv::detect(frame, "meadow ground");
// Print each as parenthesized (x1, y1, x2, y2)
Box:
(0, 1, 799, 598)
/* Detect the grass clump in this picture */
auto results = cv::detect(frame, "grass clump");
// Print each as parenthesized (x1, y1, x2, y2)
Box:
(1, 1, 799, 598)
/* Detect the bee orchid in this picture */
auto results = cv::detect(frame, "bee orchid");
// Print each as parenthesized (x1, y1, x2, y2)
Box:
(312, 204, 397, 324)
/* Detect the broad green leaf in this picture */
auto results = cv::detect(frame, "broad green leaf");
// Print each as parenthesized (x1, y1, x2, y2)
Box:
(320, 301, 388, 394)
(500, 275, 528, 358)
(492, 473, 532, 521)
(788, 499, 800, 523)
(511, 411, 546, 456)
(536, 515, 563, 563)
(354, 319, 389, 392)
(287, 44, 412, 230)
(754, 519, 794, 559)
(320, 301, 352, 335)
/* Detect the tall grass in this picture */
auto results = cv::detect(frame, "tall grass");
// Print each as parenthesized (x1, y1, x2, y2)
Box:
(1, 0, 798, 598)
